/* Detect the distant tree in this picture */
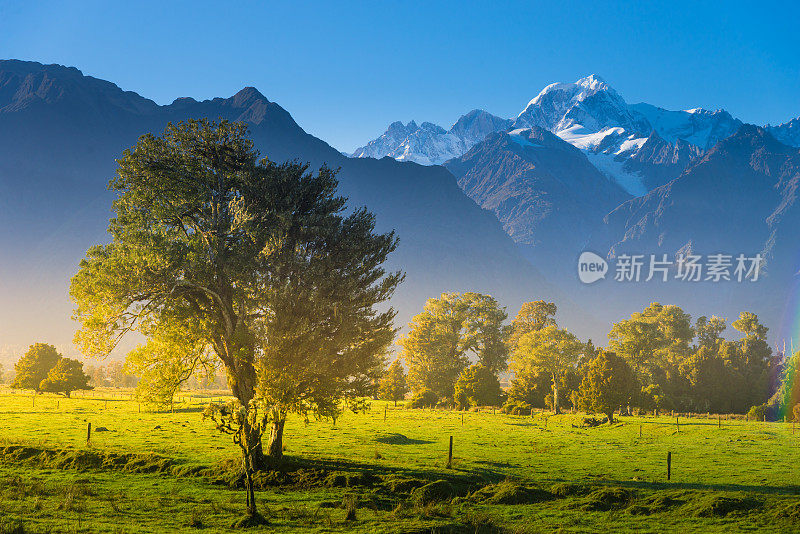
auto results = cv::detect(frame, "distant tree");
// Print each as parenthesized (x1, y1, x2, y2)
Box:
(12, 343, 62, 392)
(639, 383, 669, 416)
(401, 294, 467, 398)
(39, 358, 92, 397)
(732, 312, 769, 340)
(459, 293, 510, 374)
(507, 370, 556, 408)
(0, 362, 4, 383)
(508, 301, 557, 349)
(678, 346, 728, 413)
(401, 292, 507, 398)
(778, 351, 800, 420)
(731, 311, 774, 410)
(106, 360, 137, 388)
(407, 389, 438, 409)
(576, 351, 637, 424)
(454, 364, 502, 409)
(607, 303, 693, 394)
(694, 316, 726, 350)
(70, 119, 401, 475)
(510, 325, 583, 414)
(379, 359, 409, 406)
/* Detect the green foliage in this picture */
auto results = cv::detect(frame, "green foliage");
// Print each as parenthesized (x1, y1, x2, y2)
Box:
(407, 389, 438, 409)
(606, 305, 774, 414)
(576, 351, 637, 423)
(678, 346, 729, 413)
(38, 358, 92, 397)
(378, 359, 409, 405)
(607, 303, 693, 384)
(694, 316, 726, 350)
(747, 404, 768, 421)
(510, 325, 584, 413)
(732, 312, 769, 340)
(508, 301, 557, 349)
(12, 343, 62, 391)
(400, 292, 508, 398)
(69, 119, 401, 460)
(639, 383, 670, 414)
(453, 364, 502, 409)
(2, 391, 800, 532)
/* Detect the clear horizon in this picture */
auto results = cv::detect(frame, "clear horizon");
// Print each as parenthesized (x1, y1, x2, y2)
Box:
(1, 1, 799, 152)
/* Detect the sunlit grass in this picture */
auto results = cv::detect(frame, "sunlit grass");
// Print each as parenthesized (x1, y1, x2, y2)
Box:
(1, 386, 800, 532)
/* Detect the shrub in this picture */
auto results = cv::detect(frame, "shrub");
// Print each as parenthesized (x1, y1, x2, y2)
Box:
(747, 404, 768, 421)
(502, 401, 533, 415)
(407, 389, 438, 409)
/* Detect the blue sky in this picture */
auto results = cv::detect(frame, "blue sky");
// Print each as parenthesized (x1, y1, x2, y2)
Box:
(1, 0, 799, 152)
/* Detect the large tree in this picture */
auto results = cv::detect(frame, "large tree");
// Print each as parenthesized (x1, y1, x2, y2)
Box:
(12, 343, 62, 392)
(399, 292, 507, 398)
(510, 325, 583, 414)
(70, 119, 401, 469)
(607, 303, 693, 388)
(39, 358, 92, 397)
(508, 300, 557, 348)
(576, 351, 638, 424)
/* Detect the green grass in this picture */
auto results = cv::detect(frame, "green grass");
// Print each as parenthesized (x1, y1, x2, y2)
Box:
(1, 386, 800, 532)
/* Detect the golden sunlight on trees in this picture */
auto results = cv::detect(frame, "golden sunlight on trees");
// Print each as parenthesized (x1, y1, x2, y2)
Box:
(399, 292, 508, 400)
(379, 359, 409, 406)
(12, 343, 62, 392)
(70, 120, 402, 477)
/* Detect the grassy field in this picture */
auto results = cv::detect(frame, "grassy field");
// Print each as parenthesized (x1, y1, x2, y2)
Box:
(1, 387, 800, 533)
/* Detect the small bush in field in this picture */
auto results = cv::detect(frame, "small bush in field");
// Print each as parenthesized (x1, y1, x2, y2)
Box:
(747, 404, 768, 421)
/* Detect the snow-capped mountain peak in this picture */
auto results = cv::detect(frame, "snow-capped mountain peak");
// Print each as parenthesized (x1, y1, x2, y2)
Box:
(352, 110, 510, 165)
(525, 74, 609, 110)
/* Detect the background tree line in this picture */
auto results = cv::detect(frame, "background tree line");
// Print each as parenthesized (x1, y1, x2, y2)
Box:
(385, 295, 787, 420)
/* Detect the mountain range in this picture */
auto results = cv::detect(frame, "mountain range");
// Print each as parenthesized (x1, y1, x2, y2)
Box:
(1, 60, 798, 359)
(0, 59, 595, 360)
(353, 74, 800, 342)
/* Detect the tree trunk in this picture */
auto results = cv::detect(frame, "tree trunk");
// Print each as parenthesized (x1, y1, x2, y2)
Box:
(218, 325, 266, 470)
(267, 419, 285, 460)
(242, 417, 267, 470)
(242, 446, 257, 517)
(607, 411, 614, 424)
(552, 375, 560, 415)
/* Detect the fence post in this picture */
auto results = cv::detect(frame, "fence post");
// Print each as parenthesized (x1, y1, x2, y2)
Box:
(667, 451, 671, 481)
(446, 436, 453, 469)
(639, 423, 642, 438)
(86, 422, 91, 445)
(718, 415, 721, 429)
(676, 416, 679, 432)
(384, 405, 387, 422)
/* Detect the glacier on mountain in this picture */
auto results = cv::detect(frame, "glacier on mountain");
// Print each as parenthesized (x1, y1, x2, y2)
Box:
(351, 74, 784, 196)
